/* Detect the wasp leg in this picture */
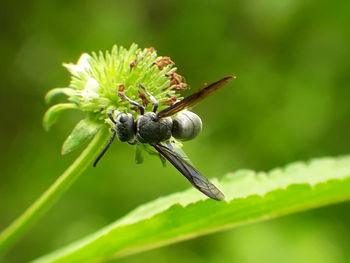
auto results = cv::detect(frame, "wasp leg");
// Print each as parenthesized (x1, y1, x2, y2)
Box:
(118, 91, 145, 115)
(93, 130, 116, 167)
(139, 84, 158, 113)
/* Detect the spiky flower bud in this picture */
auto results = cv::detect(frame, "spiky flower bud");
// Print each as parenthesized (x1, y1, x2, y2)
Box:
(43, 44, 187, 155)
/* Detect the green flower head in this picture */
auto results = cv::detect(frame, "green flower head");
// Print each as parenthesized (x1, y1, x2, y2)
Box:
(44, 44, 188, 155)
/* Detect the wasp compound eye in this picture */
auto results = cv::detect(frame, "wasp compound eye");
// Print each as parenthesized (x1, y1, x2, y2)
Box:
(118, 114, 127, 123)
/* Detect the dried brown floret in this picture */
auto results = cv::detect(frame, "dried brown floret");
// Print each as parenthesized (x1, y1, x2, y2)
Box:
(138, 90, 150, 107)
(162, 96, 177, 105)
(166, 72, 183, 85)
(171, 83, 188, 91)
(145, 47, 155, 54)
(118, 84, 125, 92)
(130, 59, 137, 70)
(152, 57, 174, 70)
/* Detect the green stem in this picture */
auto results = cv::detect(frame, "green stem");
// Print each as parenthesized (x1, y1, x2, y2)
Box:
(0, 127, 110, 255)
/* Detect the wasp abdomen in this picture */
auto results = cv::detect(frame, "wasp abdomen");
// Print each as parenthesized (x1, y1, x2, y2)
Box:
(172, 111, 202, 141)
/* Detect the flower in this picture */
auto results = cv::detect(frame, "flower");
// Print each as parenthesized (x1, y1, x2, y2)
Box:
(63, 53, 92, 76)
(80, 78, 100, 100)
(43, 43, 188, 155)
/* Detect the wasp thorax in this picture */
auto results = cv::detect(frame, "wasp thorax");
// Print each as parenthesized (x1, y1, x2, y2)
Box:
(115, 113, 135, 142)
(136, 112, 172, 144)
(172, 111, 202, 141)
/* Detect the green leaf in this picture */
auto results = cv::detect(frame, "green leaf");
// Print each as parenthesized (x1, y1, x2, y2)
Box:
(45, 88, 76, 104)
(62, 118, 102, 155)
(134, 143, 144, 164)
(33, 155, 350, 263)
(43, 103, 78, 131)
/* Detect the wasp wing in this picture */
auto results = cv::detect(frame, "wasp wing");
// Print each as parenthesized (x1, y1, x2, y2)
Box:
(157, 75, 235, 119)
(152, 143, 225, 201)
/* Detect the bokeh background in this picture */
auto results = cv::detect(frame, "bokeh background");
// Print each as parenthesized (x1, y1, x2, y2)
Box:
(1, 0, 350, 262)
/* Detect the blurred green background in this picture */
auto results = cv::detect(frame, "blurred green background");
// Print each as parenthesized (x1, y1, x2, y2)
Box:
(1, 0, 350, 262)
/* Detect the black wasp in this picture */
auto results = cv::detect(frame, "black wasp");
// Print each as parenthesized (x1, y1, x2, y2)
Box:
(93, 76, 235, 201)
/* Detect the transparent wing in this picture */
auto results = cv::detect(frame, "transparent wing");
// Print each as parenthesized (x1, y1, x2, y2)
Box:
(157, 76, 235, 119)
(152, 143, 225, 201)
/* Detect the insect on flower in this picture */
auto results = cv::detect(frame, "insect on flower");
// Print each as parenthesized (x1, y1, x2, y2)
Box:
(93, 75, 235, 201)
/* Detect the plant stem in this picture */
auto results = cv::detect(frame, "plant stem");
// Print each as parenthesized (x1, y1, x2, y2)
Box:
(0, 127, 110, 255)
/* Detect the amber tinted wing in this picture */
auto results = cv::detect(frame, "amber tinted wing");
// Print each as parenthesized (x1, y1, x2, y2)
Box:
(157, 75, 235, 119)
(153, 143, 225, 201)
